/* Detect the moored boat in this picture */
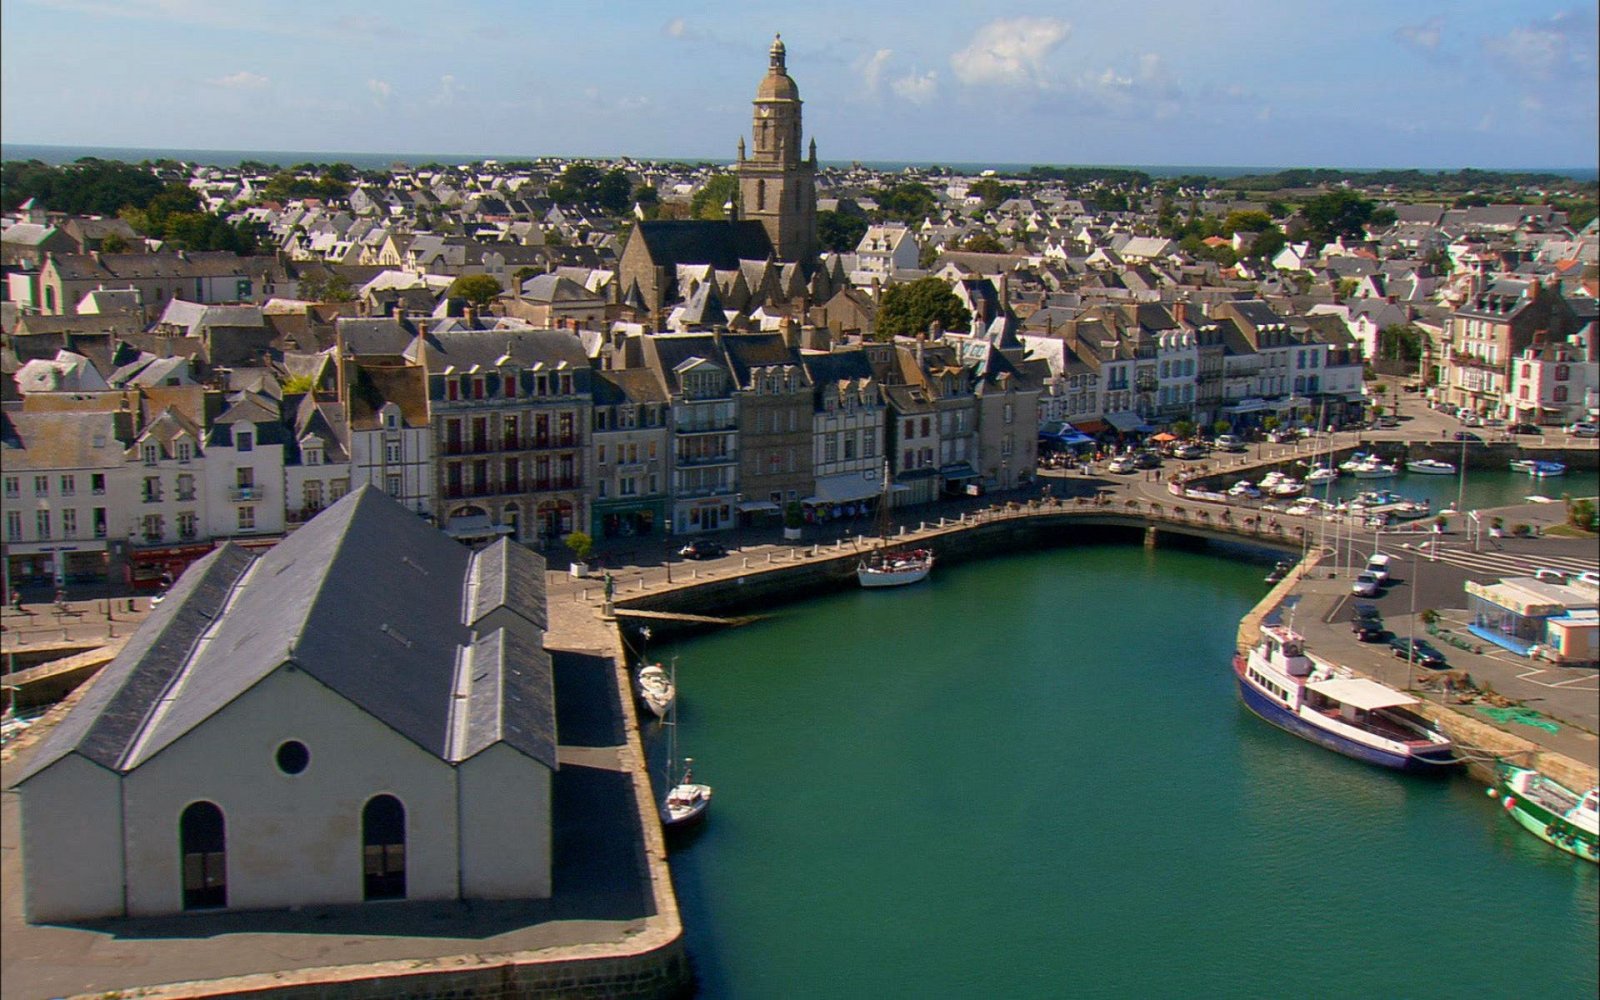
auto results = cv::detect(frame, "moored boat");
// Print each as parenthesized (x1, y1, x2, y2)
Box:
(660, 659, 712, 830)
(1228, 480, 1261, 499)
(1351, 457, 1399, 479)
(1509, 459, 1537, 473)
(858, 462, 934, 588)
(636, 662, 675, 719)
(1406, 458, 1457, 475)
(1233, 624, 1458, 772)
(1305, 465, 1338, 485)
(1530, 461, 1566, 478)
(1487, 766, 1598, 864)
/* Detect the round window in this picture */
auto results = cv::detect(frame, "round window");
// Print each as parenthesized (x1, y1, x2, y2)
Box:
(275, 740, 310, 775)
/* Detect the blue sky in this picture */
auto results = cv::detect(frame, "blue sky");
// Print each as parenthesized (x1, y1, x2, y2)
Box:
(2, 0, 1596, 169)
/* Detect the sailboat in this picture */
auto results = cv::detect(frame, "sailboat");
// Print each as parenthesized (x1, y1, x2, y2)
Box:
(634, 626, 674, 719)
(660, 658, 711, 829)
(857, 462, 934, 588)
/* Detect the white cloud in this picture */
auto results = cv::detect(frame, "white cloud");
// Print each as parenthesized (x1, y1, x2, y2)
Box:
(211, 70, 268, 89)
(665, 17, 686, 38)
(950, 16, 1069, 88)
(1483, 11, 1598, 81)
(1394, 16, 1444, 53)
(861, 48, 892, 94)
(367, 79, 392, 107)
(891, 70, 939, 104)
(428, 74, 462, 108)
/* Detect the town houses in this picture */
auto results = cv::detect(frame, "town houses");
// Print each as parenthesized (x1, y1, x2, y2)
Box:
(4, 37, 1598, 594)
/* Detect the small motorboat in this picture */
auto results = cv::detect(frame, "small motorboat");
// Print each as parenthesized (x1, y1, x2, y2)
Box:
(1305, 466, 1338, 485)
(1405, 459, 1456, 475)
(1509, 459, 1537, 473)
(1228, 481, 1261, 499)
(1271, 479, 1305, 497)
(1530, 461, 1566, 478)
(1264, 560, 1293, 584)
(636, 662, 675, 719)
(1487, 766, 1598, 863)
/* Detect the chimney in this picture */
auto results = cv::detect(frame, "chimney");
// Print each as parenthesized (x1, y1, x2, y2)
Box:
(871, 277, 881, 303)
(1172, 301, 1186, 324)
(781, 315, 799, 349)
(464, 303, 479, 327)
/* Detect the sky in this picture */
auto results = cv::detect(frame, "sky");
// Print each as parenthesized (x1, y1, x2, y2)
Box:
(2, 0, 1597, 170)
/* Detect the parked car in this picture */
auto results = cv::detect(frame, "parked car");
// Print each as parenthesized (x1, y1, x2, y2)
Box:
(1107, 455, 1139, 474)
(1568, 422, 1599, 438)
(1572, 571, 1600, 588)
(1351, 572, 1382, 597)
(678, 539, 728, 560)
(1389, 636, 1446, 669)
(1133, 451, 1162, 469)
(1173, 443, 1207, 460)
(1215, 434, 1247, 452)
(1508, 423, 1542, 436)
(1533, 568, 1567, 584)
(1452, 431, 1483, 443)
(1461, 413, 1483, 427)
(1352, 603, 1385, 642)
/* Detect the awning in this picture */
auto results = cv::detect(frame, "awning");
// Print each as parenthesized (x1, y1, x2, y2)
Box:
(1105, 411, 1154, 433)
(736, 500, 781, 513)
(1224, 399, 1267, 414)
(939, 463, 980, 481)
(1150, 432, 1178, 443)
(1071, 420, 1110, 435)
(444, 514, 513, 540)
(1305, 677, 1418, 711)
(808, 471, 883, 505)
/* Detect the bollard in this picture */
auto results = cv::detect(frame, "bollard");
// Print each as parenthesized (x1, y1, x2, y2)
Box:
(742, 557, 749, 569)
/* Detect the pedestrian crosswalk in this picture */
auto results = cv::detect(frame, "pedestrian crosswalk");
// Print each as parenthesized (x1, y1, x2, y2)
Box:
(1409, 545, 1599, 580)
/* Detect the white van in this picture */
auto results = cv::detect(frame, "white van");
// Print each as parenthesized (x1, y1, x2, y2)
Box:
(1365, 553, 1392, 584)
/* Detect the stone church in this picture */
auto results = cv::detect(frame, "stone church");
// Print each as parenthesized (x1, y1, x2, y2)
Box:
(618, 35, 833, 321)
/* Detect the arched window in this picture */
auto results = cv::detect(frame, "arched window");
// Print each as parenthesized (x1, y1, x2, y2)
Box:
(756, 179, 766, 211)
(180, 801, 227, 910)
(362, 794, 406, 901)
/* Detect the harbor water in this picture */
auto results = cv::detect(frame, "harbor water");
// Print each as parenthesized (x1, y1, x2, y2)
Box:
(654, 533, 1599, 998)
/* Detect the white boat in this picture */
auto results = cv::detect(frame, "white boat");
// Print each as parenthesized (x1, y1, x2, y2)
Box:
(1232, 625, 1457, 771)
(660, 659, 711, 829)
(1351, 457, 1399, 479)
(1509, 459, 1537, 473)
(1228, 481, 1261, 499)
(1271, 479, 1305, 497)
(858, 462, 934, 588)
(1405, 459, 1456, 476)
(1305, 466, 1338, 485)
(636, 662, 675, 719)
(1338, 452, 1373, 473)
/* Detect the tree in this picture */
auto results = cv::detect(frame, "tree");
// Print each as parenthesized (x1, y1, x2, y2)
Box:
(817, 210, 869, 252)
(961, 233, 1007, 253)
(1212, 419, 1232, 436)
(447, 274, 503, 308)
(1262, 416, 1281, 432)
(969, 178, 1019, 210)
(1172, 420, 1196, 439)
(98, 232, 130, 253)
(1301, 189, 1378, 244)
(1222, 209, 1273, 233)
(873, 182, 937, 223)
(1249, 225, 1287, 261)
(690, 174, 740, 220)
(298, 272, 355, 302)
(875, 277, 971, 339)
(1378, 324, 1424, 365)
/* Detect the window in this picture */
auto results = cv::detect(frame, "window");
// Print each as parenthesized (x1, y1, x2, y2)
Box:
(5, 510, 21, 540)
(2, 476, 17, 499)
(60, 475, 75, 496)
(275, 741, 310, 775)
(238, 506, 256, 531)
(386, 474, 402, 497)
(34, 475, 49, 497)
(91, 473, 105, 495)
(303, 481, 324, 512)
(177, 442, 193, 463)
(385, 441, 402, 463)
(180, 801, 227, 910)
(142, 444, 160, 466)
(62, 508, 77, 538)
(178, 511, 197, 539)
(143, 476, 163, 503)
(177, 474, 196, 502)
(362, 795, 407, 901)
(236, 431, 253, 452)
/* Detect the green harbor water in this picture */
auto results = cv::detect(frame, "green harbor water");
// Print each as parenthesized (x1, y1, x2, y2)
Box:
(653, 522, 1599, 998)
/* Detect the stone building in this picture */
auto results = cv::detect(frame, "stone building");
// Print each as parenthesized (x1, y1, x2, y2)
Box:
(736, 35, 818, 266)
(14, 487, 555, 923)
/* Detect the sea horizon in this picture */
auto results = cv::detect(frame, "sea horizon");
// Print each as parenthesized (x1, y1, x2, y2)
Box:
(3, 142, 1596, 182)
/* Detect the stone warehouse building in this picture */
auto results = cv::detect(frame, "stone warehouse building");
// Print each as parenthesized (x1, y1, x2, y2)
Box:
(14, 487, 555, 923)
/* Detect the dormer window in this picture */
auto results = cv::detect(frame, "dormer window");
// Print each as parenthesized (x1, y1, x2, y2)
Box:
(236, 430, 253, 452)
(386, 412, 399, 429)
(142, 444, 160, 465)
(177, 442, 193, 463)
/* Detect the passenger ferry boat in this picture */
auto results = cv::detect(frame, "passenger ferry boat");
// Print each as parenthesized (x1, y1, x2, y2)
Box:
(1488, 766, 1598, 863)
(1233, 625, 1458, 772)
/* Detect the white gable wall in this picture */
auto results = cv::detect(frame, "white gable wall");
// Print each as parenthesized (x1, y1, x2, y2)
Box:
(121, 666, 459, 916)
(20, 754, 125, 923)
(458, 742, 551, 899)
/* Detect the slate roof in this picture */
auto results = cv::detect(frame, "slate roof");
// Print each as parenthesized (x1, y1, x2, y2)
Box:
(633, 220, 774, 270)
(0, 409, 130, 470)
(15, 486, 556, 782)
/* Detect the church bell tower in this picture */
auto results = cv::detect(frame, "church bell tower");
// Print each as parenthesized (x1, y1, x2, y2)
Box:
(736, 34, 818, 266)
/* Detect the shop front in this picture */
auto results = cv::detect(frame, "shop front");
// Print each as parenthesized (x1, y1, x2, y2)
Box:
(126, 540, 216, 590)
(592, 496, 666, 540)
(4, 540, 110, 588)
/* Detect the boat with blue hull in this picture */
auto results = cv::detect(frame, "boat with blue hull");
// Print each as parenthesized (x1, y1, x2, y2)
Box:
(1233, 625, 1458, 772)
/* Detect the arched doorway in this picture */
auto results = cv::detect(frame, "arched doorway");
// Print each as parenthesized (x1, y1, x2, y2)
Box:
(180, 801, 227, 910)
(362, 794, 406, 901)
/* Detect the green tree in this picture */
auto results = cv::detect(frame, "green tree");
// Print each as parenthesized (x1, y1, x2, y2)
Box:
(447, 273, 503, 308)
(961, 233, 1007, 253)
(298, 272, 355, 302)
(969, 178, 1019, 210)
(1249, 225, 1288, 261)
(1172, 419, 1196, 439)
(873, 182, 937, 223)
(817, 210, 869, 252)
(690, 174, 740, 220)
(593, 169, 633, 215)
(1377, 324, 1424, 364)
(875, 277, 971, 339)
(1222, 210, 1272, 233)
(1301, 189, 1378, 244)
(1, 157, 163, 215)
(1212, 419, 1232, 436)
(98, 232, 130, 253)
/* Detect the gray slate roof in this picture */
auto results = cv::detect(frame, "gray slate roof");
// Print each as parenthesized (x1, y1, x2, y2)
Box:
(16, 486, 555, 783)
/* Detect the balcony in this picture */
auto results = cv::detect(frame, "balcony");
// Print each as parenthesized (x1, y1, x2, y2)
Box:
(677, 451, 737, 467)
(1450, 351, 1503, 371)
(229, 486, 263, 502)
